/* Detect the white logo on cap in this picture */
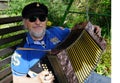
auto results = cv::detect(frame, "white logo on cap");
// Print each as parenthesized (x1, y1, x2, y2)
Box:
(36, 3, 40, 7)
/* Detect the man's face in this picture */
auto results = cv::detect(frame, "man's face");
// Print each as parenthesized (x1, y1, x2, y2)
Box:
(23, 15, 47, 40)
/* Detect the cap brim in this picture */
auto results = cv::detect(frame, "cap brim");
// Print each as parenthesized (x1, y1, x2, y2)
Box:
(25, 12, 47, 18)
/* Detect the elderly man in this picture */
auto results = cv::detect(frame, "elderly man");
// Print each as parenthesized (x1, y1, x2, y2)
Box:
(11, 2, 111, 83)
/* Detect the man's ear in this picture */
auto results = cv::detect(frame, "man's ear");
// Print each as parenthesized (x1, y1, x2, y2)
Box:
(46, 18, 48, 21)
(23, 19, 28, 29)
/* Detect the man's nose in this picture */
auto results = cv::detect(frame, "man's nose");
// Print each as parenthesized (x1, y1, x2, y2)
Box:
(35, 18, 41, 24)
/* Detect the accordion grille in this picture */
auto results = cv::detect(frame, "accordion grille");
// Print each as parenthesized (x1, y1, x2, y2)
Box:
(66, 30, 102, 83)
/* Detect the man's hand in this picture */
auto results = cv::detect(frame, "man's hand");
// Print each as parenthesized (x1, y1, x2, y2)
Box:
(38, 70, 54, 83)
(93, 25, 101, 37)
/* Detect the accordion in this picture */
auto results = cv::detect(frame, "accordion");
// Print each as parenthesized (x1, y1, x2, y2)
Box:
(29, 21, 106, 83)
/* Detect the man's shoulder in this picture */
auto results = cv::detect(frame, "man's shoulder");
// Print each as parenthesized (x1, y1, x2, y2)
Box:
(47, 26, 68, 32)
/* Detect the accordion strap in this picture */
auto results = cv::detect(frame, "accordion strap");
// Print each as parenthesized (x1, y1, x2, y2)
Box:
(27, 60, 43, 77)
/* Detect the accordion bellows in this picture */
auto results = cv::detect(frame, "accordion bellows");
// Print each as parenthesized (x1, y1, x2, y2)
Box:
(47, 21, 106, 83)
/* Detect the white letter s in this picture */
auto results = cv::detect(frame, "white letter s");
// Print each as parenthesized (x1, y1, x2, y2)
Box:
(11, 52, 21, 66)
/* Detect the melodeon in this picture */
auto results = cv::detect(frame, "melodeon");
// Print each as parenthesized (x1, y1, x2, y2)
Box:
(30, 21, 107, 83)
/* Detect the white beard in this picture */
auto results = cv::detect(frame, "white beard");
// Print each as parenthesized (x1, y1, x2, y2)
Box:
(29, 29, 46, 39)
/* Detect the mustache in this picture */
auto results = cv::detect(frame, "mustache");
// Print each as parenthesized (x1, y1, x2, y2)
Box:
(33, 25, 42, 28)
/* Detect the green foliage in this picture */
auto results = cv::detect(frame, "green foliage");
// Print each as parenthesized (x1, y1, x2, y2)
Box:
(95, 39, 111, 77)
(88, 0, 111, 38)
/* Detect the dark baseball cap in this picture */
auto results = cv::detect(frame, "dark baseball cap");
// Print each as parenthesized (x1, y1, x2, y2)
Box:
(22, 2, 48, 18)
